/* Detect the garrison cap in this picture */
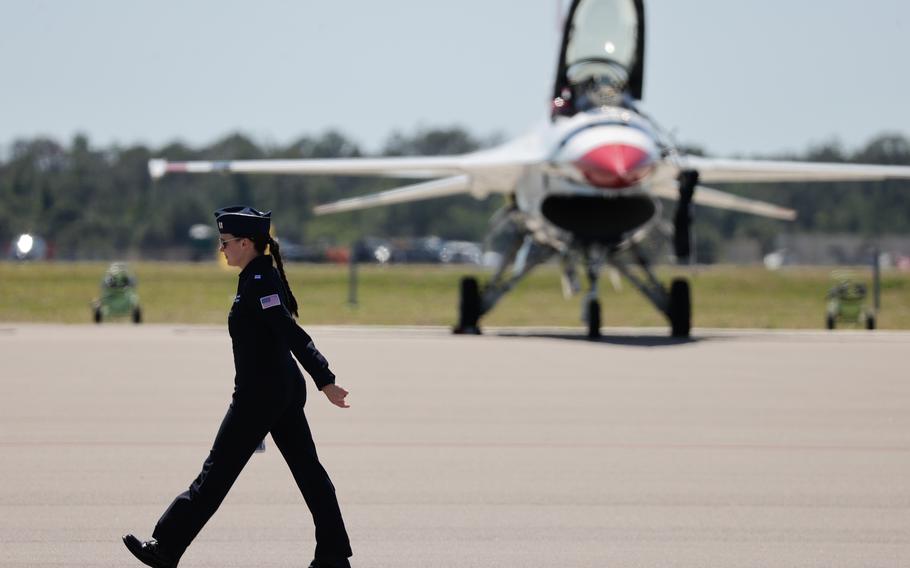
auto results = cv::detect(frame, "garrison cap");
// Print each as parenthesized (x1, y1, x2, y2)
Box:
(214, 205, 271, 236)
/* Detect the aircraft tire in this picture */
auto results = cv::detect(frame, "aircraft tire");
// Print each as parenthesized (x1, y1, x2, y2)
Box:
(132, 307, 142, 324)
(93, 307, 102, 324)
(586, 298, 601, 339)
(865, 314, 875, 330)
(453, 276, 482, 335)
(668, 278, 691, 338)
(826, 315, 835, 330)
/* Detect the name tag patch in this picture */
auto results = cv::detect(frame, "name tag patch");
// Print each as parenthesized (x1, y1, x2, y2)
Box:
(260, 294, 281, 310)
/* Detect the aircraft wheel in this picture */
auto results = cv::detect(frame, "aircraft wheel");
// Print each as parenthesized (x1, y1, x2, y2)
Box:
(668, 278, 691, 338)
(865, 314, 876, 330)
(453, 276, 482, 334)
(93, 307, 102, 324)
(826, 314, 835, 330)
(586, 298, 601, 339)
(132, 307, 142, 324)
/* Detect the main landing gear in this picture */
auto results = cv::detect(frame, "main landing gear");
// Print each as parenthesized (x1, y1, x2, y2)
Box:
(581, 246, 691, 339)
(453, 241, 692, 339)
(453, 237, 555, 334)
(667, 278, 691, 338)
(453, 211, 556, 334)
(454, 276, 483, 335)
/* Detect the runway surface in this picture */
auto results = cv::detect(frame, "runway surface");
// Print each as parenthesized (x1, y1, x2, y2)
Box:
(0, 324, 908, 567)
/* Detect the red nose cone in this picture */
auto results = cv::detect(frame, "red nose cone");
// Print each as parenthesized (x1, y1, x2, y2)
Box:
(575, 143, 655, 189)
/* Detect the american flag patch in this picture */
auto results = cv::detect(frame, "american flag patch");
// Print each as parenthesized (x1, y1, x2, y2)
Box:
(259, 294, 281, 310)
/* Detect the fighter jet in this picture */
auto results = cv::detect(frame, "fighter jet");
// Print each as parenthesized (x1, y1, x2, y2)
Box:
(149, 0, 910, 338)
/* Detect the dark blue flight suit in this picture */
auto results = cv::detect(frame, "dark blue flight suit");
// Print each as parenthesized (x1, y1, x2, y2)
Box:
(151, 254, 352, 564)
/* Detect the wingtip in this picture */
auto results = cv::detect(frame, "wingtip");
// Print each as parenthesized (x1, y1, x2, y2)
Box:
(148, 159, 168, 179)
(779, 207, 798, 221)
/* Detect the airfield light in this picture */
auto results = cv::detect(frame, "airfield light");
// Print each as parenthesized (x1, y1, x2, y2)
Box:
(374, 245, 391, 264)
(604, 41, 615, 54)
(189, 224, 215, 240)
(16, 234, 34, 255)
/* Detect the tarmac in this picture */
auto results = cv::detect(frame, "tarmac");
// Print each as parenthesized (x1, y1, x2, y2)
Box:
(0, 324, 908, 567)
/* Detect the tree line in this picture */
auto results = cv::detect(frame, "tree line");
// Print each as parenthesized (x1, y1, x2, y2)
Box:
(1, 127, 908, 260)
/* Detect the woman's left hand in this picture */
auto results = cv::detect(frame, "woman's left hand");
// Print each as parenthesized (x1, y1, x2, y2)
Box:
(322, 384, 350, 408)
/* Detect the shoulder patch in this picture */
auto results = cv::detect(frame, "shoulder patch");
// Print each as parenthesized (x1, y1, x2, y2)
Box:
(260, 294, 281, 310)
(254, 274, 262, 280)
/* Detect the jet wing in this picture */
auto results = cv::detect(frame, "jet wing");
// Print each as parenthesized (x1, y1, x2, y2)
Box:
(149, 156, 470, 179)
(686, 156, 910, 183)
(148, 155, 525, 214)
(313, 175, 471, 215)
(149, 135, 542, 181)
(651, 183, 797, 220)
(148, 136, 544, 213)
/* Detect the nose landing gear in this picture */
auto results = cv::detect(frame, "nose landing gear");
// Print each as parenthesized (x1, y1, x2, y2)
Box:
(583, 296, 601, 338)
(580, 250, 604, 339)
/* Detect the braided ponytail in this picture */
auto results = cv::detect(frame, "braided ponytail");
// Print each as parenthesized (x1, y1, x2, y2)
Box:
(250, 234, 300, 318)
(267, 236, 299, 318)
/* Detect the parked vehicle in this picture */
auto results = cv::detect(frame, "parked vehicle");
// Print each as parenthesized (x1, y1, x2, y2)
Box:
(92, 263, 142, 324)
(826, 271, 875, 330)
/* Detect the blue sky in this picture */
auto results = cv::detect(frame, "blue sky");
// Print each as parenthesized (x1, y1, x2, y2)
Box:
(2, 0, 908, 157)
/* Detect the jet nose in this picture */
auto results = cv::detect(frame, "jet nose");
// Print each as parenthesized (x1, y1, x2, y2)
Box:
(574, 143, 656, 189)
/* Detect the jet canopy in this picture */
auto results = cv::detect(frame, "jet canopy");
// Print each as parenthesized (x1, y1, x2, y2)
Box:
(553, 0, 645, 116)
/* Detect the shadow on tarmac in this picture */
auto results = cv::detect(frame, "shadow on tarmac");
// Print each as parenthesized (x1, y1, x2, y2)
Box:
(493, 331, 705, 347)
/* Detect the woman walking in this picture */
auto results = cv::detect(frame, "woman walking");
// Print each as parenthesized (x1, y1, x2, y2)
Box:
(123, 205, 353, 568)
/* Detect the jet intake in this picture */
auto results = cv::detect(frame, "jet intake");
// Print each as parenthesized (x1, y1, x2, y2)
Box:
(574, 143, 655, 189)
(542, 194, 655, 244)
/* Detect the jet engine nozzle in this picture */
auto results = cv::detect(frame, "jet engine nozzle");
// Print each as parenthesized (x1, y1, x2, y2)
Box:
(573, 143, 655, 189)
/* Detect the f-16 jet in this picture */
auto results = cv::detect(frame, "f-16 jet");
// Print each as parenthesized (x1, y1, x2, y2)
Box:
(149, 0, 910, 338)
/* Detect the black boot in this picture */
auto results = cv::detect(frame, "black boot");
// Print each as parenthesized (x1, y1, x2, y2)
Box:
(122, 534, 178, 568)
(307, 558, 351, 568)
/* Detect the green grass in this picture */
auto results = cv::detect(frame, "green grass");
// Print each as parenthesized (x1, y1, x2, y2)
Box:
(1, 261, 908, 329)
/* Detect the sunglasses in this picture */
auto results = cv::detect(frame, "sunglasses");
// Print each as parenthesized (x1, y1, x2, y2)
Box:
(219, 236, 244, 249)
